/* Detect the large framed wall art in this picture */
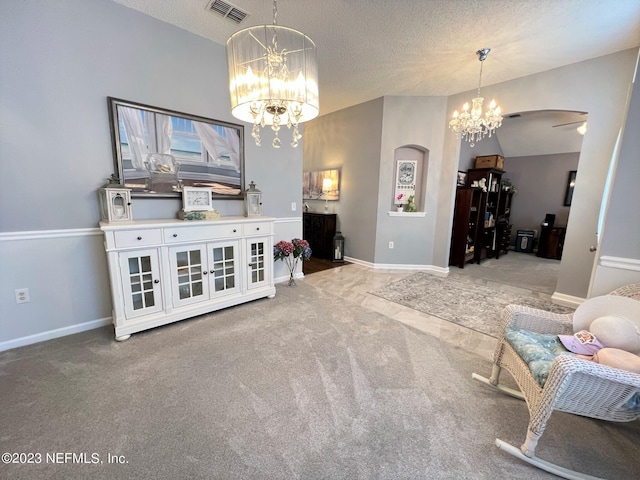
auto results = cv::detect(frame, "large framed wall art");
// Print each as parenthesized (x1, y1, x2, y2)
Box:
(107, 97, 245, 198)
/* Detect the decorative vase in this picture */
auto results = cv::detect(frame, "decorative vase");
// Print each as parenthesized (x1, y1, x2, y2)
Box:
(287, 257, 300, 286)
(396, 205, 403, 212)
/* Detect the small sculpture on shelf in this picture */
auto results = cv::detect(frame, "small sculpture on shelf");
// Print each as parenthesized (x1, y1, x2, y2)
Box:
(406, 195, 417, 212)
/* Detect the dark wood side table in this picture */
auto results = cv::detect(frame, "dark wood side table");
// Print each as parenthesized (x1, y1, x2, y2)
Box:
(537, 226, 566, 259)
(303, 212, 337, 260)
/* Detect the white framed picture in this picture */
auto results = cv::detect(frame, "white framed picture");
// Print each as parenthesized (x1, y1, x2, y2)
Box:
(394, 160, 417, 201)
(182, 187, 213, 211)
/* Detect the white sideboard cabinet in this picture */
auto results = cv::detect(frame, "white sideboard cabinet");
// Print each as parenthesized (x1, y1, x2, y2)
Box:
(100, 217, 276, 341)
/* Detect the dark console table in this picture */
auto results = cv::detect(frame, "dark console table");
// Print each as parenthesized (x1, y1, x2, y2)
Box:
(303, 212, 337, 260)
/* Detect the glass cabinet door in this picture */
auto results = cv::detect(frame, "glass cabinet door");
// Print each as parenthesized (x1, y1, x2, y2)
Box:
(168, 245, 209, 307)
(207, 241, 240, 298)
(247, 238, 270, 290)
(118, 248, 163, 319)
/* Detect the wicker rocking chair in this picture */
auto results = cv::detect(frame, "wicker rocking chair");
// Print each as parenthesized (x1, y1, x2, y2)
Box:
(472, 283, 640, 480)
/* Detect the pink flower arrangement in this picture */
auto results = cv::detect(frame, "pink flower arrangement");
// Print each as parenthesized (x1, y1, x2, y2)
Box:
(274, 238, 312, 286)
(396, 193, 404, 206)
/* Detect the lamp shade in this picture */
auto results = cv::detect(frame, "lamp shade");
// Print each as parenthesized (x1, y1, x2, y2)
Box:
(226, 25, 319, 126)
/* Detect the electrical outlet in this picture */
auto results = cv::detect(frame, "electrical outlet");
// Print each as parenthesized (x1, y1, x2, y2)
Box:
(15, 288, 30, 304)
(389, 241, 394, 249)
(291, 202, 297, 211)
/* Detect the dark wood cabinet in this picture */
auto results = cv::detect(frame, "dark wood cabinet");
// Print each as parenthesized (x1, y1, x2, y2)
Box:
(449, 187, 484, 268)
(451, 168, 516, 267)
(303, 212, 337, 260)
(466, 168, 503, 263)
(537, 226, 566, 259)
(496, 190, 514, 257)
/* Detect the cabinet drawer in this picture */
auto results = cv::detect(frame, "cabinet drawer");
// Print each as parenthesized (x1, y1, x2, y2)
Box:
(114, 229, 163, 248)
(242, 222, 272, 236)
(164, 224, 242, 243)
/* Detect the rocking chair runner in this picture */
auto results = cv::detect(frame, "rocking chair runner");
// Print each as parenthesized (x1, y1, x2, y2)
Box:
(472, 283, 640, 480)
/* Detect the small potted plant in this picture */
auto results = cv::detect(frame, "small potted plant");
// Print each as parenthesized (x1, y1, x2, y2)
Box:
(501, 178, 517, 193)
(396, 193, 404, 211)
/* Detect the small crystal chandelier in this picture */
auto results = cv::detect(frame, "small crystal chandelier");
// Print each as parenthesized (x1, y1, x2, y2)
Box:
(449, 48, 502, 147)
(226, 0, 319, 148)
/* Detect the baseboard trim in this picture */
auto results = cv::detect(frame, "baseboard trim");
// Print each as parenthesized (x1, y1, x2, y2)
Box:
(551, 292, 584, 308)
(343, 256, 449, 276)
(0, 317, 112, 353)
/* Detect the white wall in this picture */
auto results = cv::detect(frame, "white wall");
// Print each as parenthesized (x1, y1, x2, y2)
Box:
(0, 0, 304, 350)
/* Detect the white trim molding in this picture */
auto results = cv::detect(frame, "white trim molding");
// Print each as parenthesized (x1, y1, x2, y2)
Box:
(599, 255, 640, 272)
(0, 227, 102, 242)
(0, 317, 112, 353)
(344, 256, 448, 276)
(388, 211, 427, 217)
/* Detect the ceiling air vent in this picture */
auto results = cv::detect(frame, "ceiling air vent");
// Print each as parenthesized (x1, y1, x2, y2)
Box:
(206, 0, 249, 24)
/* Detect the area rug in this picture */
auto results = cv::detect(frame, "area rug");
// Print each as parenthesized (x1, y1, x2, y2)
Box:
(370, 272, 574, 338)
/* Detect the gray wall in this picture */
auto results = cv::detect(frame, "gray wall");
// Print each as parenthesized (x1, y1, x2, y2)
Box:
(304, 95, 449, 267)
(0, 0, 303, 349)
(439, 49, 640, 300)
(591, 54, 640, 295)
(504, 152, 580, 243)
(304, 99, 384, 263)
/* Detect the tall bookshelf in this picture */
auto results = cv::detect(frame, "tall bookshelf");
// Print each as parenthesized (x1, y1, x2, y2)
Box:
(466, 168, 503, 263)
(449, 187, 485, 268)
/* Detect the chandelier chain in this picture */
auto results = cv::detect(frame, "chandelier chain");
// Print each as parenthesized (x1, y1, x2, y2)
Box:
(273, 0, 277, 26)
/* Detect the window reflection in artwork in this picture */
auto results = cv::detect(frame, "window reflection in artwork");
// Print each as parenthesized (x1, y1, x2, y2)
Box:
(108, 97, 245, 198)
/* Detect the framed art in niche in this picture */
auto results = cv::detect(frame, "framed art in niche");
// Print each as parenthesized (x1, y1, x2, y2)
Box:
(107, 97, 245, 199)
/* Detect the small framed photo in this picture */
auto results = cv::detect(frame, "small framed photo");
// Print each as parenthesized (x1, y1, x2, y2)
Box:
(457, 171, 467, 187)
(182, 187, 213, 211)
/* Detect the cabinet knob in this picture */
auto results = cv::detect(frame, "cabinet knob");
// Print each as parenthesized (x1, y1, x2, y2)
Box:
(248, 263, 256, 267)
(256, 227, 260, 231)
(202, 271, 208, 275)
(233, 229, 237, 232)
(154, 279, 160, 284)
(137, 236, 142, 240)
(209, 270, 214, 274)
(173, 233, 178, 237)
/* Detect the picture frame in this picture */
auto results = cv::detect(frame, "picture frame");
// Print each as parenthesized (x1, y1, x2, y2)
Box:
(564, 170, 576, 206)
(457, 171, 467, 187)
(303, 169, 340, 200)
(182, 187, 213, 212)
(394, 160, 417, 200)
(107, 97, 245, 199)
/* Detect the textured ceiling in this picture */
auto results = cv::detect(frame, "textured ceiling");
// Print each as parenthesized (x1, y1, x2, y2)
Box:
(111, 0, 639, 156)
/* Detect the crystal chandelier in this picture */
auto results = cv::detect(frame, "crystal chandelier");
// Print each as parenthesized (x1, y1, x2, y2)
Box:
(226, 0, 319, 148)
(449, 48, 502, 147)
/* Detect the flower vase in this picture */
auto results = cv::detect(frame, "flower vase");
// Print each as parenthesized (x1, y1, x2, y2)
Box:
(396, 205, 403, 212)
(287, 257, 299, 286)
